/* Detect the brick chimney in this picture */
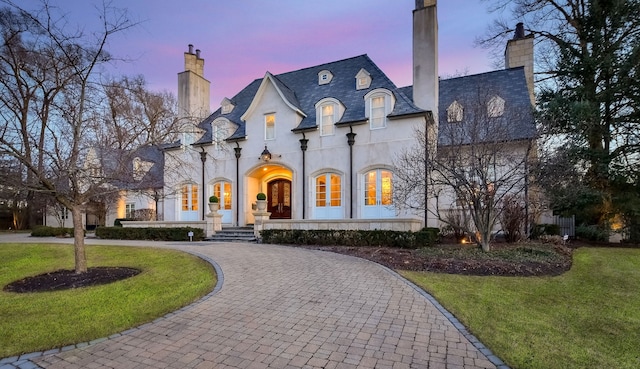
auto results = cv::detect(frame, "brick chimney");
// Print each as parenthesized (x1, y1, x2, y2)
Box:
(505, 23, 535, 105)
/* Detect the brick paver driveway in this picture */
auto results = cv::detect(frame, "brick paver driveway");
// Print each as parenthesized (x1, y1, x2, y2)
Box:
(4, 238, 503, 368)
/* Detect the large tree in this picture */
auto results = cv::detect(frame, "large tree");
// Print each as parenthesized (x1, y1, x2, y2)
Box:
(0, 0, 140, 273)
(480, 0, 640, 230)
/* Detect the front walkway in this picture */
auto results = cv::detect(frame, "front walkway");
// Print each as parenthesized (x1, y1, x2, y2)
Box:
(1, 235, 505, 368)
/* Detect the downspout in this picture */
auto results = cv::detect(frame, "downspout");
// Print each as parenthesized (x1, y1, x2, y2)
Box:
(234, 143, 242, 226)
(199, 147, 207, 221)
(524, 139, 532, 238)
(346, 128, 357, 218)
(424, 113, 431, 227)
(299, 134, 308, 219)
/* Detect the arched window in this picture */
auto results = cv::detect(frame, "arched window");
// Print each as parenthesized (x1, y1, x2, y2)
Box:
(315, 98, 344, 136)
(365, 89, 394, 130)
(362, 169, 395, 218)
(180, 183, 199, 221)
(313, 172, 343, 219)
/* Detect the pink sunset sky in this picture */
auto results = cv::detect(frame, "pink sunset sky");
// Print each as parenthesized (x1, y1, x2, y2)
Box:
(37, 0, 508, 110)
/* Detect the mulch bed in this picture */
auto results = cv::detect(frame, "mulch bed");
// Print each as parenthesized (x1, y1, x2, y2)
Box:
(300, 244, 573, 277)
(4, 267, 141, 293)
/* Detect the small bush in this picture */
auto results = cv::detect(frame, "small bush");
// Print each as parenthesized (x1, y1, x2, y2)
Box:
(576, 224, 609, 242)
(95, 227, 205, 241)
(113, 218, 136, 227)
(31, 226, 74, 237)
(531, 224, 560, 239)
(261, 229, 439, 249)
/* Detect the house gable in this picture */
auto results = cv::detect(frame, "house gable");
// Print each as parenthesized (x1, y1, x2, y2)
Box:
(240, 72, 306, 123)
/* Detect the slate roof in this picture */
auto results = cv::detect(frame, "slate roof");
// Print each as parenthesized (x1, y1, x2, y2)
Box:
(399, 67, 536, 146)
(194, 54, 425, 144)
(103, 145, 164, 190)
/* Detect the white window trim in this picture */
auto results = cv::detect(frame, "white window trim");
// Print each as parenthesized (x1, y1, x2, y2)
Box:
(264, 113, 276, 140)
(212, 118, 231, 151)
(364, 89, 395, 130)
(318, 69, 333, 85)
(487, 95, 505, 118)
(315, 98, 344, 136)
(447, 100, 464, 123)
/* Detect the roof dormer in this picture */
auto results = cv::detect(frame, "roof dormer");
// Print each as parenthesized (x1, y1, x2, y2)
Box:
(447, 100, 464, 122)
(318, 70, 333, 85)
(355, 68, 371, 90)
(487, 95, 505, 118)
(221, 97, 235, 114)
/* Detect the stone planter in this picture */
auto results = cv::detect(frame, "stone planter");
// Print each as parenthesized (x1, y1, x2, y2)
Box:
(256, 199, 267, 211)
(208, 202, 220, 212)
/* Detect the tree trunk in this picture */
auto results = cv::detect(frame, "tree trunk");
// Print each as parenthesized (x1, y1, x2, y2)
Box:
(72, 206, 87, 274)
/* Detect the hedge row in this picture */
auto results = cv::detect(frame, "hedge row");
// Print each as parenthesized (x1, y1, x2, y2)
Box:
(95, 226, 205, 241)
(261, 228, 439, 249)
(31, 226, 75, 237)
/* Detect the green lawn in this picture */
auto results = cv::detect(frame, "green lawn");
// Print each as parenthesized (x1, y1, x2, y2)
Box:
(401, 247, 640, 369)
(0, 244, 216, 358)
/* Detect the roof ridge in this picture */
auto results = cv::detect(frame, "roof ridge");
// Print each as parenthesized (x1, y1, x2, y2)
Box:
(274, 54, 369, 77)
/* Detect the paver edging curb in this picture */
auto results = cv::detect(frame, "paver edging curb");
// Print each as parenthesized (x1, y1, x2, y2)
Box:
(0, 250, 224, 369)
(369, 262, 510, 369)
(298, 246, 511, 369)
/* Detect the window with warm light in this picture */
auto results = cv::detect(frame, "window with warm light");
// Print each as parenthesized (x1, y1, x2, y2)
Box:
(181, 184, 198, 211)
(321, 104, 335, 136)
(370, 96, 386, 129)
(364, 169, 393, 206)
(365, 171, 377, 205)
(265, 114, 276, 140)
(213, 181, 232, 210)
(381, 171, 392, 206)
(315, 173, 341, 207)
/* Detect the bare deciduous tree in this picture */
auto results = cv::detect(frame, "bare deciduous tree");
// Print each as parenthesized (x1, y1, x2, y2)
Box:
(394, 84, 535, 251)
(0, 0, 139, 273)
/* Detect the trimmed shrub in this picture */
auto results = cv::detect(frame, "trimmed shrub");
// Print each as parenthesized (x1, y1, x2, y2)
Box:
(31, 226, 74, 237)
(576, 224, 608, 242)
(261, 228, 439, 249)
(95, 227, 205, 241)
(531, 224, 560, 239)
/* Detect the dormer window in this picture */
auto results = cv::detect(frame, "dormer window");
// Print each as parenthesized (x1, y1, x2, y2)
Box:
(318, 70, 333, 85)
(221, 98, 235, 114)
(487, 95, 505, 117)
(364, 89, 394, 130)
(180, 123, 202, 149)
(355, 68, 371, 90)
(212, 119, 231, 150)
(447, 100, 464, 122)
(315, 98, 344, 136)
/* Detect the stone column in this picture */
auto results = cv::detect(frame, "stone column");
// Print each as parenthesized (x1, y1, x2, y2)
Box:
(205, 211, 223, 238)
(252, 211, 271, 239)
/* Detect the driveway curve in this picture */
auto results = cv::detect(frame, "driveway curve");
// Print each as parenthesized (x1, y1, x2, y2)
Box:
(2, 236, 503, 369)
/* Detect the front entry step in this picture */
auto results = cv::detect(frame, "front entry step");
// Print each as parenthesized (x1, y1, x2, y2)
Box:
(206, 227, 256, 242)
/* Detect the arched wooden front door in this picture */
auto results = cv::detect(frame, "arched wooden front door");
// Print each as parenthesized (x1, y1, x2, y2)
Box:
(267, 179, 291, 219)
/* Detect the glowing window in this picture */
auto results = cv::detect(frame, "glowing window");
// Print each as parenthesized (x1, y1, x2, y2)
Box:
(265, 114, 275, 140)
(321, 104, 335, 136)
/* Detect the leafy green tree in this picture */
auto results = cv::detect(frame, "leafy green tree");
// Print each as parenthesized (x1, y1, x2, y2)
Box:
(480, 0, 640, 229)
